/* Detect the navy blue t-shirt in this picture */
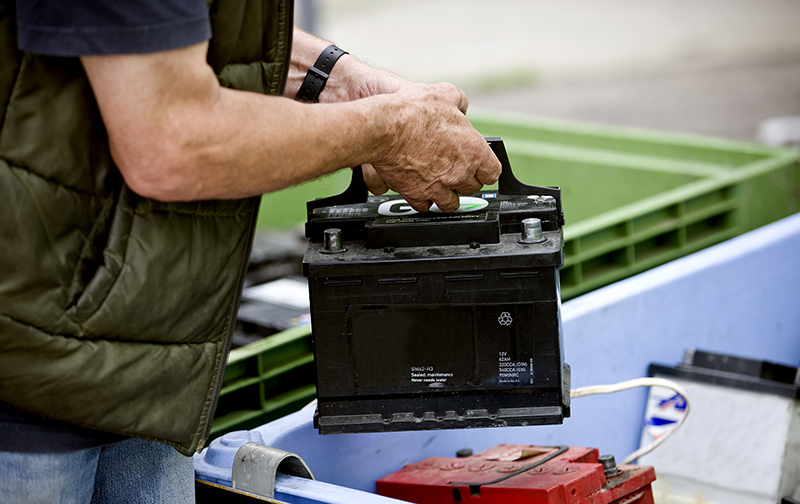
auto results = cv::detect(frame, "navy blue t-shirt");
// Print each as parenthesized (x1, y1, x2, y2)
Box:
(2, 0, 213, 453)
(16, 0, 211, 55)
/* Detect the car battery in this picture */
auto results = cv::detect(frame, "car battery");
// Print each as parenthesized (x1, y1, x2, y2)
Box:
(303, 138, 569, 435)
(375, 444, 656, 504)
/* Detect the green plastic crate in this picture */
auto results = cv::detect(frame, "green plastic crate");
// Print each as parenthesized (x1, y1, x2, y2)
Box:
(468, 110, 799, 298)
(257, 109, 800, 299)
(210, 325, 316, 439)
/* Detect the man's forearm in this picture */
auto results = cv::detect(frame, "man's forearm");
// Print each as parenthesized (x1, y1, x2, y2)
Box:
(82, 40, 500, 212)
(170, 89, 393, 199)
(83, 41, 391, 201)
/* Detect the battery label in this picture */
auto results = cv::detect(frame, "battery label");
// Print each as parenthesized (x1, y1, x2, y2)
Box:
(316, 206, 371, 218)
(410, 367, 455, 386)
(375, 213, 485, 226)
(344, 303, 537, 392)
(498, 352, 532, 384)
(312, 193, 555, 221)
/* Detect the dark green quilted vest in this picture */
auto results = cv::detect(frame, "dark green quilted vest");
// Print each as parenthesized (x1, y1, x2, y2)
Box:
(0, 0, 293, 455)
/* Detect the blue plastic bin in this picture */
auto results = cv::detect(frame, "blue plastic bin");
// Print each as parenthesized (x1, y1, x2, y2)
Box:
(196, 212, 800, 499)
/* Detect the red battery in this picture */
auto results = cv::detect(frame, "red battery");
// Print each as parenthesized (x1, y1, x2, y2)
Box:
(376, 444, 655, 504)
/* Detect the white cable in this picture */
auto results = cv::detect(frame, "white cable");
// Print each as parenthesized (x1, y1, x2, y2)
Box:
(570, 377, 690, 465)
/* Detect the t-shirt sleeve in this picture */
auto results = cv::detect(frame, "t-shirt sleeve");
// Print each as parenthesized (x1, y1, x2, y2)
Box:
(16, 0, 212, 56)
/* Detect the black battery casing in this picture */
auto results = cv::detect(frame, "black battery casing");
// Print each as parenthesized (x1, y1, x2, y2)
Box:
(303, 139, 570, 434)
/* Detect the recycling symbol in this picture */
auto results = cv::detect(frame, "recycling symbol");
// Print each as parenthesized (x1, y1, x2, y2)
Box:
(498, 312, 513, 326)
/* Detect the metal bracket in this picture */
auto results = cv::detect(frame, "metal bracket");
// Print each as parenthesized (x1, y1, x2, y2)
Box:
(231, 442, 315, 499)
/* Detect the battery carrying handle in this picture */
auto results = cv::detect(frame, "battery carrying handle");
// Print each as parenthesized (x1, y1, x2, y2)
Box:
(306, 165, 369, 222)
(306, 138, 563, 226)
(489, 137, 565, 227)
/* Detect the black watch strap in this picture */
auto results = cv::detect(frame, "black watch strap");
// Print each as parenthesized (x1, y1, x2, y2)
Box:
(295, 45, 349, 103)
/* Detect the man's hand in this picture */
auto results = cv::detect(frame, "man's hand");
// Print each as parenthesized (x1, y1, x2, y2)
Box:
(369, 83, 501, 213)
(321, 58, 419, 198)
(287, 29, 500, 211)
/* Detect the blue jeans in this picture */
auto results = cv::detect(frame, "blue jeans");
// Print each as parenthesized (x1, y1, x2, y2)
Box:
(0, 437, 194, 504)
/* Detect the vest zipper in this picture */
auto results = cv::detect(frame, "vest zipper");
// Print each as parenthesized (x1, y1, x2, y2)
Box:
(200, 196, 262, 448)
(276, 0, 294, 96)
(200, 0, 292, 447)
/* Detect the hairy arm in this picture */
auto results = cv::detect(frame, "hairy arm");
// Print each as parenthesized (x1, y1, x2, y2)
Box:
(285, 28, 418, 196)
(81, 39, 500, 212)
(285, 28, 412, 102)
